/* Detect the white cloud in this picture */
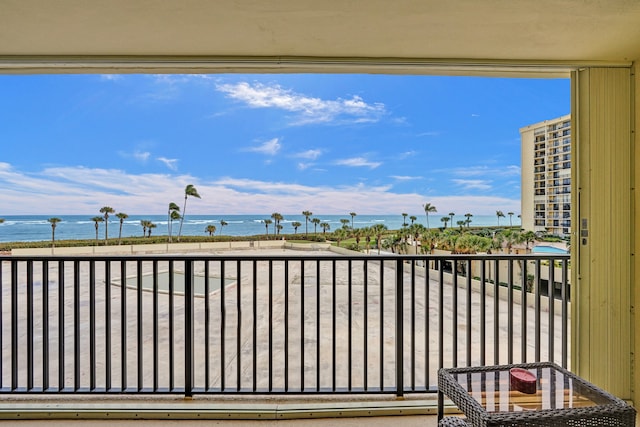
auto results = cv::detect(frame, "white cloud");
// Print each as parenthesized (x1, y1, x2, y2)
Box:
(453, 179, 493, 191)
(157, 157, 179, 171)
(245, 138, 281, 156)
(334, 157, 382, 169)
(449, 165, 520, 178)
(0, 163, 519, 215)
(390, 175, 422, 181)
(293, 149, 322, 160)
(297, 162, 313, 170)
(216, 82, 386, 125)
(119, 150, 151, 162)
(100, 74, 123, 81)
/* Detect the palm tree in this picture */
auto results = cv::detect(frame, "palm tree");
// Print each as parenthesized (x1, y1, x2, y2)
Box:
(147, 222, 156, 238)
(362, 227, 373, 253)
(372, 223, 388, 254)
(401, 213, 408, 226)
(99, 206, 115, 244)
(457, 220, 466, 230)
(423, 203, 437, 229)
(496, 210, 505, 226)
(441, 216, 450, 229)
(205, 224, 217, 236)
(169, 210, 181, 242)
(219, 220, 228, 235)
(333, 228, 348, 248)
(464, 213, 473, 228)
(291, 221, 302, 234)
(311, 217, 321, 234)
(140, 220, 151, 237)
(409, 215, 417, 225)
(177, 184, 201, 241)
(302, 210, 313, 236)
(115, 212, 128, 245)
(271, 213, 283, 235)
(167, 202, 180, 242)
(448, 212, 455, 228)
(352, 228, 363, 251)
(350, 212, 357, 229)
(263, 219, 272, 236)
(48, 217, 62, 247)
(91, 216, 104, 244)
(276, 224, 283, 235)
(508, 211, 514, 227)
(340, 218, 350, 229)
(320, 222, 330, 234)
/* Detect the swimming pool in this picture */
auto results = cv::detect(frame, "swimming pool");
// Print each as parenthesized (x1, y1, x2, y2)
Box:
(532, 245, 568, 254)
(113, 271, 235, 297)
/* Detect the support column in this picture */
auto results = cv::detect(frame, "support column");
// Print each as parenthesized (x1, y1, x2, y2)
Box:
(572, 67, 633, 398)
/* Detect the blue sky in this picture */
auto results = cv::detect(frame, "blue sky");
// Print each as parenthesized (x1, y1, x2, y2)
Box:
(0, 74, 569, 216)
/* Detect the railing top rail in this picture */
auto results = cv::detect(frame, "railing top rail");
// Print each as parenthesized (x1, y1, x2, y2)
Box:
(0, 253, 571, 261)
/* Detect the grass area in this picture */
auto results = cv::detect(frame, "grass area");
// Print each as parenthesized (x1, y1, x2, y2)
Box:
(0, 233, 328, 252)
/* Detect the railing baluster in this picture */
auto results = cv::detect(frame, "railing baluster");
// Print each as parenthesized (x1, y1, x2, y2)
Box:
(347, 259, 352, 392)
(521, 260, 528, 363)
(204, 260, 210, 391)
(252, 260, 257, 392)
(105, 261, 111, 391)
(168, 260, 174, 391)
(493, 259, 500, 365)
(27, 260, 33, 390)
(137, 259, 143, 392)
(452, 259, 458, 367)
(236, 259, 241, 392)
(42, 261, 49, 391)
(90, 260, 96, 391)
(561, 259, 569, 368)
(57, 261, 64, 391)
(220, 260, 226, 391)
(332, 259, 336, 392)
(548, 257, 555, 363)
(507, 259, 514, 365)
(363, 259, 368, 391)
(120, 261, 127, 391)
(379, 259, 384, 391)
(74, 260, 80, 391)
(153, 260, 159, 392)
(284, 260, 289, 392)
(466, 259, 472, 367)
(535, 259, 542, 362)
(316, 260, 321, 392)
(424, 256, 430, 389)
(395, 258, 403, 397)
(300, 260, 305, 392)
(480, 259, 486, 366)
(11, 260, 18, 391)
(184, 259, 194, 397)
(268, 260, 273, 392)
(438, 259, 444, 370)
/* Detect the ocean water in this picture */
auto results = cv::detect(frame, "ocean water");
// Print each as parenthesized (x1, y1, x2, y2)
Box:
(0, 214, 518, 243)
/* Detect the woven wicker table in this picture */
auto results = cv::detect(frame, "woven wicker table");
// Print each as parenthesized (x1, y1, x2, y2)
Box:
(438, 362, 636, 426)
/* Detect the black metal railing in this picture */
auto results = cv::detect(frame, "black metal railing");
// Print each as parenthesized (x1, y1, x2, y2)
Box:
(0, 253, 570, 396)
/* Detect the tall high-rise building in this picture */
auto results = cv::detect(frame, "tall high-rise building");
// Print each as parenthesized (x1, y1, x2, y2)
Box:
(520, 114, 571, 237)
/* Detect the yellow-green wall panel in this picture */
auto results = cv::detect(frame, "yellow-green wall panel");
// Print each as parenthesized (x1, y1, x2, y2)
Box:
(573, 67, 632, 398)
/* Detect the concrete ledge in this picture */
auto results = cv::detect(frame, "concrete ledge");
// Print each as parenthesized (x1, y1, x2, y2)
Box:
(0, 398, 442, 420)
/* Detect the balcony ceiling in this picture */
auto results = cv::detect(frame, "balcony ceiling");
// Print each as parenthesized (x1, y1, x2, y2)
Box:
(1, 0, 640, 74)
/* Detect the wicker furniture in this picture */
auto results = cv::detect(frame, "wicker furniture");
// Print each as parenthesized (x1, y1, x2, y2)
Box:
(438, 362, 636, 426)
